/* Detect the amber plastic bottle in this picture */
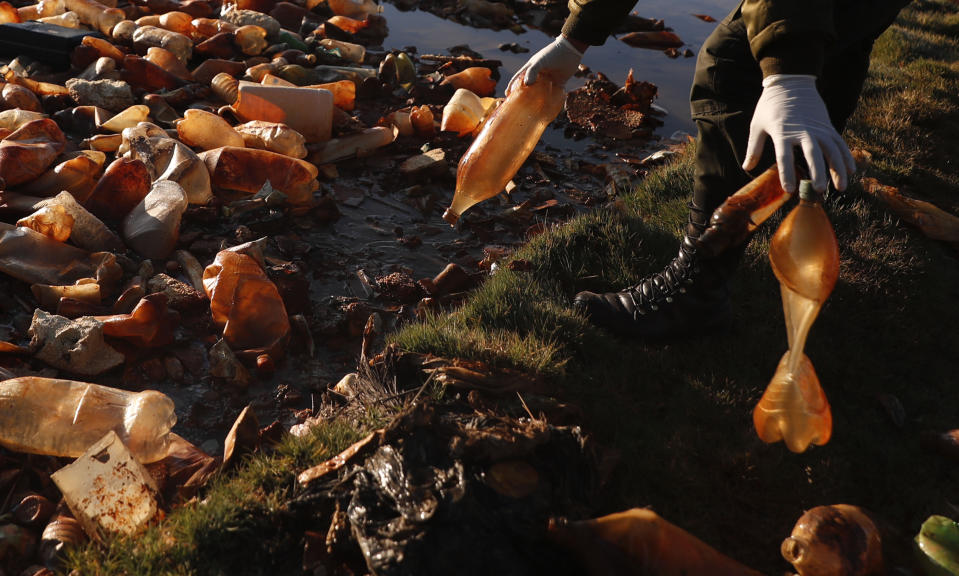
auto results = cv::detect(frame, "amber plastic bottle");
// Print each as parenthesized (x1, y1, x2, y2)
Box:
(753, 180, 839, 453)
(443, 73, 565, 225)
(0, 377, 176, 463)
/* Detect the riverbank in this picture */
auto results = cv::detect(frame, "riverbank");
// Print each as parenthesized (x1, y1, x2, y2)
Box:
(68, 0, 959, 573)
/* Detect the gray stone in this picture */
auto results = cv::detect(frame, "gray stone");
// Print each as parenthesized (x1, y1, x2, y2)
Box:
(65, 78, 135, 112)
(28, 310, 124, 376)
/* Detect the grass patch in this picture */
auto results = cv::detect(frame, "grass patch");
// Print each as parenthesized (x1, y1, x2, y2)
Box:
(67, 421, 363, 576)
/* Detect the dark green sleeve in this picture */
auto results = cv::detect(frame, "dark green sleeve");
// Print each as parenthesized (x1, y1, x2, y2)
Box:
(561, 0, 639, 46)
(741, 0, 835, 77)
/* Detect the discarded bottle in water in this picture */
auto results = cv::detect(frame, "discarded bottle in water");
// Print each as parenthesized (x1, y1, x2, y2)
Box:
(0, 377, 176, 463)
(753, 180, 838, 453)
(443, 73, 565, 225)
(441, 67, 496, 97)
(199, 145, 319, 206)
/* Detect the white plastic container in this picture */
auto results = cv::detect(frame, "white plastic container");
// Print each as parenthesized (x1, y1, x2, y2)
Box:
(51, 431, 161, 540)
(232, 81, 333, 142)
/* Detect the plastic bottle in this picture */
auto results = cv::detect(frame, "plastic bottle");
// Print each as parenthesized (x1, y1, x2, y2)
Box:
(132, 25, 193, 63)
(199, 145, 319, 206)
(441, 67, 496, 97)
(99, 103, 151, 132)
(32, 191, 125, 252)
(307, 126, 395, 165)
(0, 118, 67, 188)
(17, 150, 106, 202)
(441, 88, 495, 137)
(0, 226, 121, 287)
(548, 509, 762, 576)
(233, 24, 268, 56)
(328, 0, 381, 18)
(234, 120, 307, 158)
(318, 38, 366, 63)
(122, 180, 188, 260)
(95, 293, 178, 348)
(38, 11, 80, 27)
(176, 108, 245, 151)
(0, 377, 176, 463)
(308, 80, 355, 111)
(17, 204, 74, 243)
(120, 54, 187, 92)
(65, 0, 124, 34)
(202, 249, 290, 355)
(2, 83, 43, 112)
(145, 47, 193, 82)
(753, 180, 838, 453)
(697, 165, 789, 257)
(85, 156, 151, 221)
(0, 1, 19, 21)
(191, 58, 245, 85)
(443, 73, 565, 225)
(210, 71, 239, 104)
(81, 35, 124, 61)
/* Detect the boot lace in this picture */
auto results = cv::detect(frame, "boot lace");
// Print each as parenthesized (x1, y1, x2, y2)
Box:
(623, 203, 709, 316)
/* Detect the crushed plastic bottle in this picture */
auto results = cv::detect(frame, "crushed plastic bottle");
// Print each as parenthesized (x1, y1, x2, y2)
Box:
(0, 377, 176, 463)
(122, 180, 189, 259)
(132, 25, 193, 63)
(199, 145, 319, 206)
(307, 125, 395, 165)
(17, 204, 74, 242)
(753, 180, 838, 453)
(202, 249, 290, 355)
(84, 156, 151, 221)
(65, 0, 124, 34)
(0, 118, 67, 187)
(16, 149, 106, 202)
(310, 79, 354, 111)
(234, 24, 268, 55)
(234, 120, 307, 158)
(95, 292, 178, 348)
(443, 72, 565, 225)
(0, 225, 123, 287)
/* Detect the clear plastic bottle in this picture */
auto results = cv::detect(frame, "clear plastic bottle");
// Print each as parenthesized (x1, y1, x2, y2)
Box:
(0, 377, 176, 463)
(443, 73, 565, 225)
(753, 180, 839, 453)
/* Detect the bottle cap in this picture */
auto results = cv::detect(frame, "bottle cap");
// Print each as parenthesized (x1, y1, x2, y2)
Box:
(798, 180, 818, 202)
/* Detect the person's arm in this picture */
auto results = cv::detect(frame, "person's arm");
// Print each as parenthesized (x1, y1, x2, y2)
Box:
(509, 0, 637, 90)
(740, 0, 855, 193)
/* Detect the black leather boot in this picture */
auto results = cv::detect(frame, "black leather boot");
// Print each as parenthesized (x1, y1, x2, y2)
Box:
(573, 205, 737, 339)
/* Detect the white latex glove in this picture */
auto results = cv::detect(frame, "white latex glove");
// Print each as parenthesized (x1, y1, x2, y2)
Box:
(742, 74, 856, 193)
(507, 35, 583, 94)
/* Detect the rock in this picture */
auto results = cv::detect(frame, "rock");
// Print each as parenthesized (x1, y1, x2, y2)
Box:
(28, 310, 124, 376)
(147, 273, 205, 310)
(399, 148, 447, 178)
(65, 79, 135, 112)
(220, 9, 281, 36)
(209, 338, 250, 388)
(376, 271, 425, 304)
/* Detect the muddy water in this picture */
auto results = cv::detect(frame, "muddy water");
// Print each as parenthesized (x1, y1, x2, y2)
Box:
(383, 0, 739, 137)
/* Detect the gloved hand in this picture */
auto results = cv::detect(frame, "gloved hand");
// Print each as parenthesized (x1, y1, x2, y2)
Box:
(742, 74, 857, 193)
(507, 35, 583, 94)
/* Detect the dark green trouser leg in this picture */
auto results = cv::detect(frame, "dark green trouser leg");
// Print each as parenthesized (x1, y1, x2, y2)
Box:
(687, 0, 910, 229)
